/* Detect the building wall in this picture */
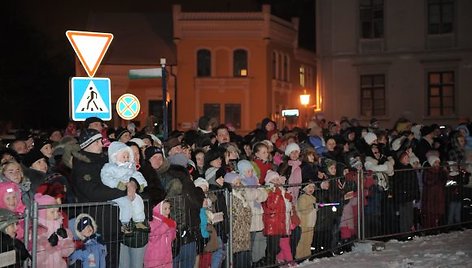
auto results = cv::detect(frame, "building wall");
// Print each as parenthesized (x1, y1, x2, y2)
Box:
(316, 0, 472, 127)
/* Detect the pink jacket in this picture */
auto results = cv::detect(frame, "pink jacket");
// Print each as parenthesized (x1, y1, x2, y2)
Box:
(144, 201, 177, 268)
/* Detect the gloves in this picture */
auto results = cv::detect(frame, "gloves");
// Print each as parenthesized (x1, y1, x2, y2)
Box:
(48, 233, 59, 246)
(56, 227, 68, 239)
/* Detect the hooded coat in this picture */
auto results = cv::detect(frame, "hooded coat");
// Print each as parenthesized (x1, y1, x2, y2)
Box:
(144, 201, 176, 268)
(69, 214, 107, 268)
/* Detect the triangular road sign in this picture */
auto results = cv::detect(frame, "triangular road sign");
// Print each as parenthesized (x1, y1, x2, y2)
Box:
(75, 80, 110, 113)
(66, 30, 113, 77)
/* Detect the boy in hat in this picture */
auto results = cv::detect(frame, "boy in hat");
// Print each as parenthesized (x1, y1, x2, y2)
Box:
(0, 208, 30, 267)
(69, 213, 107, 268)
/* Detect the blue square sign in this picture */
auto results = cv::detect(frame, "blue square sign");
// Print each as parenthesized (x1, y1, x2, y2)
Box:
(70, 77, 112, 121)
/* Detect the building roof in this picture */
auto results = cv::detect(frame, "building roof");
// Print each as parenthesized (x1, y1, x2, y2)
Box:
(86, 12, 176, 65)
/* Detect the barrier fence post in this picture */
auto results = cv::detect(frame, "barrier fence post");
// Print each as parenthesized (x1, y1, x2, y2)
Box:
(31, 202, 38, 268)
(359, 170, 365, 241)
(228, 189, 233, 268)
(22, 208, 29, 268)
(224, 188, 230, 268)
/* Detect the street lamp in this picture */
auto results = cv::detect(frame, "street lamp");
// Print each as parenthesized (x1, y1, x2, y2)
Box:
(299, 90, 310, 127)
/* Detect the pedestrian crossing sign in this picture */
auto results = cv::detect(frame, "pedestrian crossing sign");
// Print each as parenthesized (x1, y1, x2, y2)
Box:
(70, 77, 112, 121)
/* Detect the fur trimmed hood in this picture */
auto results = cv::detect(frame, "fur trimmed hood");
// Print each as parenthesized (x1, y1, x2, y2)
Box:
(73, 213, 98, 241)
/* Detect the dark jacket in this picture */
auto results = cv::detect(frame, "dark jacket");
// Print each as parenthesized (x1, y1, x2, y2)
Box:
(140, 161, 166, 218)
(392, 163, 420, 203)
(0, 232, 30, 268)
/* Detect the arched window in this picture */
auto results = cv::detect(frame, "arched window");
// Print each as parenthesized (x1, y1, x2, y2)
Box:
(197, 49, 211, 77)
(233, 49, 248, 77)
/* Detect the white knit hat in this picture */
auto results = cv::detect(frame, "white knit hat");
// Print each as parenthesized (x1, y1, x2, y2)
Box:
(284, 143, 300, 156)
(194, 177, 209, 189)
(427, 155, 440, 167)
(363, 132, 377, 146)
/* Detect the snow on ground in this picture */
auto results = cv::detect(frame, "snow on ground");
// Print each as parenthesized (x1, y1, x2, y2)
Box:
(299, 229, 472, 268)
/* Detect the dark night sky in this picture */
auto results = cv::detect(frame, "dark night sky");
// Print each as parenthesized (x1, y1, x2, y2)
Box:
(1, 0, 314, 130)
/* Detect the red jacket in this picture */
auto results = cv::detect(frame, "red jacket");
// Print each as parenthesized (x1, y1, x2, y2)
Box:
(262, 187, 291, 236)
(253, 158, 272, 185)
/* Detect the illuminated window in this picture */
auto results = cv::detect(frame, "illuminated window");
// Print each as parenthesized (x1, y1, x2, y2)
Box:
(299, 66, 305, 87)
(427, 71, 454, 116)
(233, 49, 248, 77)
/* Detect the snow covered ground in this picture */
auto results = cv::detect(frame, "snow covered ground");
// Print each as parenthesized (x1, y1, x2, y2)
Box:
(300, 229, 472, 268)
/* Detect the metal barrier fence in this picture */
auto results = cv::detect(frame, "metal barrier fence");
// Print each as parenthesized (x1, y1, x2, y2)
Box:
(9, 163, 472, 267)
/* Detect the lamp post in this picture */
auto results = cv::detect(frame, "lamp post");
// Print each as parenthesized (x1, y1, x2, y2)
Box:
(299, 90, 310, 127)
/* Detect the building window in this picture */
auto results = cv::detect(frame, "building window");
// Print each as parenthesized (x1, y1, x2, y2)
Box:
(224, 104, 241, 129)
(299, 66, 305, 87)
(272, 52, 277, 79)
(428, 0, 454, 34)
(197, 49, 211, 77)
(360, 74, 386, 116)
(283, 55, 289, 82)
(359, 0, 384, 39)
(428, 71, 454, 116)
(203, 103, 220, 124)
(233, 49, 248, 77)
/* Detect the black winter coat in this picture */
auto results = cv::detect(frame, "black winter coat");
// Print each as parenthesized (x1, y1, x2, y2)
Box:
(392, 163, 420, 203)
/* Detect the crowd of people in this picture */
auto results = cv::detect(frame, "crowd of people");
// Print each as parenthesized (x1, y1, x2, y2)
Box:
(0, 115, 471, 268)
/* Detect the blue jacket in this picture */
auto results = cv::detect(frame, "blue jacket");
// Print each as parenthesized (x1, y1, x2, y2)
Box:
(69, 238, 107, 268)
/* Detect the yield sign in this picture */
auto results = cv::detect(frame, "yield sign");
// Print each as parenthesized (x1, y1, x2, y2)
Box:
(66, 30, 113, 77)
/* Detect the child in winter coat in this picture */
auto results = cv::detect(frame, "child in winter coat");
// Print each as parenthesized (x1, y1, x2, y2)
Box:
(69, 213, 107, 268)
(100, 141, 149, 234)
(262, 170, 293, 266)
(144, 200, 176, 268)
(251, 142, 272, 185)
(0, 208, 31, 267)
(35, 193, 75, 268)
(295, 183, 317, 259)
(0, 182, 26, 240)
(194, 177, 216, 268)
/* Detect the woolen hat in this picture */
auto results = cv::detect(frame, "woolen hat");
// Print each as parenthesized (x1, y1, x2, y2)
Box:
(427, 155, 440, 167)
(22, 149, 46, 167)
(84, 117, 103, 128)
(284, 142, 300, 156)
(78, 129, 102, 149)
(264, 170, 286, 185)
(420, 125, 434, 137)
(77, 215, 94, 232)
(115, 127, 130, 140)
(237, 160, 254, 175)
(164, 138, 181, 155)
(363, 132, 377, 146)
(224, 172, 241, 185)
(34, 138, 53, 151)
(129, 138, 145, 148)
(194, 177, 209, 189)
(144, 146, 164, 160)
(0, 208, 20, 233)
(168, 153, 188, 167)
(215, 167, 227, 180)
(204, 148, 222, 165)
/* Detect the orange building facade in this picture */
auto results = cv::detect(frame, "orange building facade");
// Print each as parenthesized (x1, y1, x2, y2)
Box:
(173, 4, 317, 133)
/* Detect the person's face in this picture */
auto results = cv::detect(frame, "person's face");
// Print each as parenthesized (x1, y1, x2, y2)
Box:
(143, 138, 153, 148)
(161, 202, 171, 217)
(195, 152, 205, 168)
(80, 225, 94, 238)
(216, 176, 224, 186)
(326, 139, 336, 151)
(40, 144, 53, 158)
(5, 222, 18, 238)
(232, 178, 242, 187)
(216, 128, 230, 144)
(149, 153, 164, 169)
(3, 192, 18, 211)
(305, 184, 315, 195)
(3, 163, 22, 184)
(328, 165, 336, 176)
(289, 150, 300, 161)
(88, 122, 103, 132)
(377, 136, 387, 145)
(168, 145, 182, 156)
(182, 147, 192, 159)
(265, 121, 275, 132)
(49, 131, 62, 142)
(400, 154, 410, 165)
(210, 157, 222, 168)
(119, 132, 131, 143)
(46, 207, 60, 221)
(12, 141, 28, 154)
(130, 146, 140, 163)
(371, 146, 380, 158)
(243, 144, 252, 157)
(199, 185, 209, 193)
(116, 150, 130, 164)
(307, 153, 315, 163)
(227, 150, 239, 161)
(432, 160, 440, 168)
(348, 132, 356, 141)
(244, 169, 254, 178)
(31, 158, 48, 173)
(85, 139, 103, 154)
(1, 154, 14, 165)
(310, 126, 322, 137)
(458, 136, 466, 148)
(255, 146, 269, 161)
